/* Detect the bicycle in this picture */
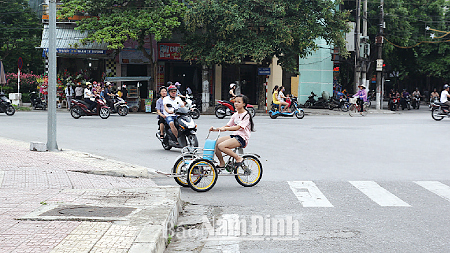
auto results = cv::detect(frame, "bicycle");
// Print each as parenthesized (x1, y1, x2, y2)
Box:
(348, 97, 369, 117)
(170, 131, 263, 192)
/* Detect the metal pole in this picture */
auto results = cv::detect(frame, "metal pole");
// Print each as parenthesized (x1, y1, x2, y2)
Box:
(47, 0, 58, 151)
(376, 0, 384, 110)
(361, 0, 368, 88)
(354, 0, 361, 92)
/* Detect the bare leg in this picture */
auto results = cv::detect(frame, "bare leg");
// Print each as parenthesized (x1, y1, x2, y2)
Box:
(169, 122, 178, 139)
(215, 137, 242, 166)
(159, 123, 164, 136)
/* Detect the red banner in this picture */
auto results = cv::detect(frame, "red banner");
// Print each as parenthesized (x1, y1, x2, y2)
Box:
(158, 43, 182, 60)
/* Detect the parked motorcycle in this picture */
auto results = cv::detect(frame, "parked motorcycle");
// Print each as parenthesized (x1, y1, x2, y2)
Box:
(30, 91, 47, 110)
(70, 96, 111, 119)
(185, 94, 200, 119)
(0, 93, 15, 116)
(303, 91, 329, 109)
(431, 102, 450, 121)
(412, 95, 420, 109)
(110, 95, 129, 116)
(215, 100, 256, 119)
(157, 106, 198, 150)
(268, 96, 304, 119)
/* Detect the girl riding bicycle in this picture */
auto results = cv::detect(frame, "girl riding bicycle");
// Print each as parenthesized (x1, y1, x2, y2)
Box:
(209, 94, 255, 169)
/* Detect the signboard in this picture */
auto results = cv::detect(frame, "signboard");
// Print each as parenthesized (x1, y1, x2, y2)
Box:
(42, 48, 106, 56)
(18, 57, 23, 70)
(258, 68, 271, 75)
(376, 59, 384, 72)
(119, 49, 151, 64)
(158, 43, 182, 60)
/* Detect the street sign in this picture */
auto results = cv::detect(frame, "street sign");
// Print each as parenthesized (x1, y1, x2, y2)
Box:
(258, 68, 270, 75)
(376, 59, 383, 72)
(18, 57, 23, 70)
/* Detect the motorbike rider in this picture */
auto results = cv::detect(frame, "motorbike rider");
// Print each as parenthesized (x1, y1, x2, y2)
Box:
(156, 86, 167, 139)
(83, 82, 96, 112)
(103, 82, 115, 108)
(272, 85, 280, 108)
(229, 83, 237, 102)
(209, 94, 255, 169)
(400, 89, 410, 110)
(353, 83, 367, 113)
(277, 86, 290, 112)
(163, 85, 185, 143)
(430, 88, 439, 102)
(412, 87, 421, 98)
(174, 82, 186, 100)
(440, 84, 450, 112)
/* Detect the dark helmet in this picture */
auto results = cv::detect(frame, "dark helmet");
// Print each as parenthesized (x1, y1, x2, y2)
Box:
(167, 81, 173, 86)
(444, 84, 449, 90)
(168, 85, 177, 92)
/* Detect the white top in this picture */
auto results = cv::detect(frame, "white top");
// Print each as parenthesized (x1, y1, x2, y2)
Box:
(277, 91, 285, 102)
(65, 86, 74, 97)
(163, 96, 183, 116)
(84, 88, 93, 99)
(441, 90, 449, 103)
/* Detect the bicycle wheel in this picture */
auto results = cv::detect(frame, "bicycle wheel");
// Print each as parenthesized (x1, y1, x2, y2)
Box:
(172, 155, 194, 187)
(349, 104, 357, 117)
(187, 159, 218, 192)
(234, 155, 263, 187)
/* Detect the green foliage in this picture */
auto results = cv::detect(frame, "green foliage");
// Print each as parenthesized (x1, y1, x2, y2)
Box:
(182, 0, 350, 73)
(0, 0, 44, 73)
(59, 0, 186, 51)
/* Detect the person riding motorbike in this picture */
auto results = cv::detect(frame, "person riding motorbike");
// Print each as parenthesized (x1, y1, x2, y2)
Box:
(156, 86, 167, 139)
(83, 82, 96, 112)
(440, 84, 450, 112)
(175, 82, 186, 100)
(103, 82, 115, 108)
(229, 83, 237, 102)
(277, 86, 291, 112)
(400, 89, 410, 110)
(163, 85, 185, 144)
(430, 88, 440, 104)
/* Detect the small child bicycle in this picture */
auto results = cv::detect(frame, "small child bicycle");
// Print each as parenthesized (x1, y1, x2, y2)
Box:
(170, 131, 263, 192)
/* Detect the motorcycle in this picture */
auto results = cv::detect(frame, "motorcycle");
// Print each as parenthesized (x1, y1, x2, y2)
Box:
(431, 102, 450, 121)
(389, 97, 399, 111)
(268, 96, 304, 119)
(110, 95, 129, 116)
(30, 91, 47, 110)
(430, 96, 439, 109)
(157, 106, 198, 150)
(400, 95, 411, 110)
(0, 93, 15, 116)
(70, 96, 111, 119)
(412, 95, 420, 109)
(215, 100, 256, 119)
(185, 94, 200, 119)
(303, 91, 329, 109)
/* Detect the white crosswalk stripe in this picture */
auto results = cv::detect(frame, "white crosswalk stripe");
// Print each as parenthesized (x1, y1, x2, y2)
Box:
(287, 181, 333, 207)
(349, 181, 410, 207)
(414, 181, 450, 202)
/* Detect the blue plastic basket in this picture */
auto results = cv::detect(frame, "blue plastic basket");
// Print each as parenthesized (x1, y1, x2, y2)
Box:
(203, 139, 217, 160)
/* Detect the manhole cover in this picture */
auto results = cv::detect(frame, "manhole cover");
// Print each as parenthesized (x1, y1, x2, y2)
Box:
(39, 205, 136, 217)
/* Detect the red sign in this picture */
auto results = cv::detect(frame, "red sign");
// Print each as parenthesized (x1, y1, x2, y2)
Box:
(18, 57, 23, 70)
(158, 43, 182, 60)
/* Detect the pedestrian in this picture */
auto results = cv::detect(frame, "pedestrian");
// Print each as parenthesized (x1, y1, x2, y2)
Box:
(64, 84, 74, 109)
(209, 94, 255, 169)
(75, 84, 83, 100)
(156, 86, 167, 139)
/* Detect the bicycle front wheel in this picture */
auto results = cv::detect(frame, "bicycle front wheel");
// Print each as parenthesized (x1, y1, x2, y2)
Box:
(349, 104, 357, 117)
(187, 159, 218, 192)
(234, 155, 263, 187)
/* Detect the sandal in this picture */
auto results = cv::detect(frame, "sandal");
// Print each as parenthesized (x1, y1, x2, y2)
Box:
(233, 160, 244, 169)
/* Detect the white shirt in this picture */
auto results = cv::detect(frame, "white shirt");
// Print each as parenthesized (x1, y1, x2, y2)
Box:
(441, 90, 449, 103)
(65, 86, 74, 97)
(84, 88, 93, 99)
(163, 96, 183, 116)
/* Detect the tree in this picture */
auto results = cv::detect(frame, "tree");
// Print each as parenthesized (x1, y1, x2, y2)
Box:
(0, 0, 43, 73)
(59, 0, 186, 85)
(181, 0, 350, 73)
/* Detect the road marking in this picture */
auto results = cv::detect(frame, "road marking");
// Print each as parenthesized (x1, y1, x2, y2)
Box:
(350, 181, 410, 207)
(415, 181, 450, 202)
(288, 181, 333, 207)
(0, 171, 4, 187)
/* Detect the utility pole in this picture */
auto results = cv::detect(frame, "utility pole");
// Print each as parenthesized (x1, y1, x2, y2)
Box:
(47, 0, 58, 151)
(361, 0, 368, 89)
(375, 0, 384, 110)
(354, 0, 361, 92)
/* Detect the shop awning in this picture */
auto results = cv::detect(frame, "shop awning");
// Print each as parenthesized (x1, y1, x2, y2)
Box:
(39, 25, 109, 54)
(105, 76, 152, 82)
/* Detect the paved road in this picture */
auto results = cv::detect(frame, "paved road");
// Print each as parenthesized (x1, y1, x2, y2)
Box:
(3, 107, 450, 252)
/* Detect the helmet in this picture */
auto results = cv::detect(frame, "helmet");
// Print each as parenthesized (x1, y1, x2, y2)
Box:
(168, 85, 177, 92)
(175, 82, 181, 86)
(230, 83, 236, 89)
(167, 81, 173, 86)
(444, 84, 449, 90)
(105, 81, 111, 86)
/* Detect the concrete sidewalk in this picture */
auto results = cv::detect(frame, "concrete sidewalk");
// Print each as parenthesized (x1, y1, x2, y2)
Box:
(0, 137, 180, 253)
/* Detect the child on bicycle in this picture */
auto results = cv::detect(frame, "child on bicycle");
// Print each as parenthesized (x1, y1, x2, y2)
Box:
(209, 94, 255, 169)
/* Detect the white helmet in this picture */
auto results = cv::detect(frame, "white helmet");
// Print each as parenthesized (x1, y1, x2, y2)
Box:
(230, 83, 236, 89)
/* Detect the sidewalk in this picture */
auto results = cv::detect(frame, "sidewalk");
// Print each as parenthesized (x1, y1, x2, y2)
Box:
(0, 137, 180, 253)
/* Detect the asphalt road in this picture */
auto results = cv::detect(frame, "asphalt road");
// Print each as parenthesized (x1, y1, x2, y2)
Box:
(3, 107, 450, 252)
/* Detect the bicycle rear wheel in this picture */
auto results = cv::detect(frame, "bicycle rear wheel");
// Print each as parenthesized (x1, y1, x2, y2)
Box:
(172, 155, 194, 187)
(187, 159, 218, 192)
(349, 104, 357, 117)
(234, 155, 263, 187)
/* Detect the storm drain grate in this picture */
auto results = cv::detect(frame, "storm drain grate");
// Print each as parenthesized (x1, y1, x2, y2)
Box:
(39, 205, 136, 217)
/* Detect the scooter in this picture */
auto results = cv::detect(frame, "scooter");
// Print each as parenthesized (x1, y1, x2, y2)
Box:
(185, 94, 200, 119)
(268, 96, 304, 119)
(30, 91, 47, 110)
(0, 93, 15, 116)
(157, 106, 199, 150)
(431, 102, 450, 121)
(389, 97, 399, 111)
(110, 95, 129, 116)
(70, 96, 111, 119)
(215, 100, 256, 119)
(400, 95, 411, 110)
(412, 95, 420, 109)
(303, 91, 329, 109)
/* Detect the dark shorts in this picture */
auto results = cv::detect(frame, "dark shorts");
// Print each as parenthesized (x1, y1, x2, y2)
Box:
(158, 117, 165, 125)
(230, 135, 246, 148)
